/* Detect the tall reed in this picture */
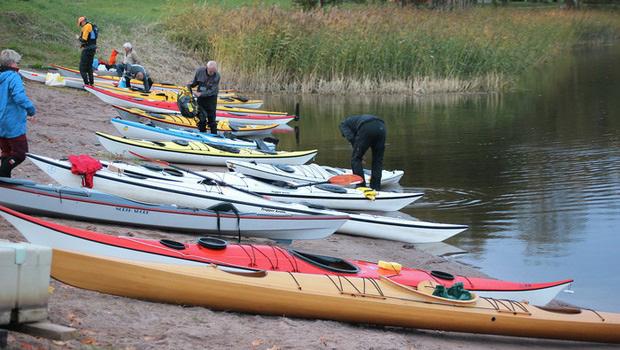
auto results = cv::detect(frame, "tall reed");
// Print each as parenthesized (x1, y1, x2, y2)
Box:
(166, 5, 620, 93)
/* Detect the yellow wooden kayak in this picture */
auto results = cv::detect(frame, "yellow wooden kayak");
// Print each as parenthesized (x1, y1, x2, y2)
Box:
(113, 106, 278, 136)
(96, 132, 317, 165)
(52, 249, 620, 344)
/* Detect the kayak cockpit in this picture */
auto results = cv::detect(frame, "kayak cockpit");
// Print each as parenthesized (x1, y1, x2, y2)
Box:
(289, 250, 359, 274)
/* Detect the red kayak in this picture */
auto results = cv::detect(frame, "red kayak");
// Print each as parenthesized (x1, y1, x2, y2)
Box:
(84, 85, 295, 125)
(0, 205, 572, 305)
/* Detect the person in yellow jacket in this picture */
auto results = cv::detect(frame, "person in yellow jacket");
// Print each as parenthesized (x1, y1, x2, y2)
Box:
(77, 16, 98, 86)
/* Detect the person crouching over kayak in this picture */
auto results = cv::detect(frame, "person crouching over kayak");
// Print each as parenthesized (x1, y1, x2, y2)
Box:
(77, 16, 98, 86)
(0, 49, 36, 178)
(339, 115, 386, 190)
(122, 64, 152, 92)
(188, 61, 220, 134)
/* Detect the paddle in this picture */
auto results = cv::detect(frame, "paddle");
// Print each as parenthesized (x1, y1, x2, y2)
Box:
(287, 173, 363, 189)
(256, 174, 363, 190)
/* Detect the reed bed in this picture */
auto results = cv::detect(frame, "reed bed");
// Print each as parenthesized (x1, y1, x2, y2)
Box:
(166, 5, 620, 93)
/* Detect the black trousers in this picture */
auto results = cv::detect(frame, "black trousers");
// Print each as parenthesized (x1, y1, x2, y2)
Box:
(351, 120, 386, 190)
(79, 47, 96, 85)
(197, 95, 218, 134)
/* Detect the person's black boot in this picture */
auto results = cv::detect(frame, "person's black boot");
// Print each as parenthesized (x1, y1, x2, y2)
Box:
(0, 157, 10, 178)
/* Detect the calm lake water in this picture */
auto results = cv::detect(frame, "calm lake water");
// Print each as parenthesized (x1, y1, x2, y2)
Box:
(261, 43, 620, 312)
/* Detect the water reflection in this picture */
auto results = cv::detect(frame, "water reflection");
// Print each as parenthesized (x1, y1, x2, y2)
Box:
(259, 44, 620, 311)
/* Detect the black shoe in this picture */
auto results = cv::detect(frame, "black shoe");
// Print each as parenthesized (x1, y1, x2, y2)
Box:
(0, 157, 11, 178)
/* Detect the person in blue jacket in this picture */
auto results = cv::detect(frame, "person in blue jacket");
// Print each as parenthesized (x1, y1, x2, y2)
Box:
(0, 49, 36, 178)
(339, 114, 386, 190)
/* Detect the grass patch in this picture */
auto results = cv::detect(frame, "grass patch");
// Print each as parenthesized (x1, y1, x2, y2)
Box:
(0, 0, 200, 81)
(165, 4, 620, 93)
(2, 1, 619, 93)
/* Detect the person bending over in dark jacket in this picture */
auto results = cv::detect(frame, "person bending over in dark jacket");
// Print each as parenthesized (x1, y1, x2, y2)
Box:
(339, 115, 386, 190)
(0, 49, 36, 178)
(188, 61, 220, 134)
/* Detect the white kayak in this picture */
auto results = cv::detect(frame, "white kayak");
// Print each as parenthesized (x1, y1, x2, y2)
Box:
(28, 154, 468, 244)
(96, 132, 317, 166)
(0, 178, 345, 241)
(20, 69, 141, 91)
(97, 161, 423, 212)
(110, 118, 276, 151)
(19, 69, 85, 89)
(227, 160, 404, 188)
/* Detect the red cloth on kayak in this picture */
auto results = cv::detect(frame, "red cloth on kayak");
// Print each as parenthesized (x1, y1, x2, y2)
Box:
(68, 154, 102, 188)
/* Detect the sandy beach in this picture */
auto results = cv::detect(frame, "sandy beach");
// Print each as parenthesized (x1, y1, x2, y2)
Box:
(1, 81, 616, 350)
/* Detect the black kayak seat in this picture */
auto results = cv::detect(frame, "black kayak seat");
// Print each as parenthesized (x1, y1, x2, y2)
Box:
(315, 183, 347, 194)
(198, 237, 228, 250)
(149, 113, 167, 120)
(163, 168, 184, 177)
(265, 180, 296, 189)
(289, 250, 360, 274)
(430, 270, 455, 281)
(123, 172, 148, 180)
(160, 239, 186, 250)
(273, 164, 295, 173)
(205, 142, 241, 154)
(142, 163, 164, 172)
(208, 202, 239, 213)
(172, 139, 190, 147)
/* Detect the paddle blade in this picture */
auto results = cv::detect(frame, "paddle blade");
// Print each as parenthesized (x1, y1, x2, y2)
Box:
(327, 174, 364, 186)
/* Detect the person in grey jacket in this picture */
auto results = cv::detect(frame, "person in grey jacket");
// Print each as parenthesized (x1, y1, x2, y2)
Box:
(188, 61, 220, 134)
(0, 49, 36, 178)
(339, 115, 386, 190)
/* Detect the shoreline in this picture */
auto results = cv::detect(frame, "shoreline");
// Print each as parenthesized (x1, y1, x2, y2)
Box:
(0, 82, 614, 349)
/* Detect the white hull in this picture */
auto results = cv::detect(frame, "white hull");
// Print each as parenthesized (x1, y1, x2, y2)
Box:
(96, 134, 316, 166)
(227, 160, 404, 187)
(19, 70, 46, 83)
(28, 154, 468, 244)
(20, 70, 85, 89)
(100, 162, 421, 211)
(0, 179, 344, 240)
